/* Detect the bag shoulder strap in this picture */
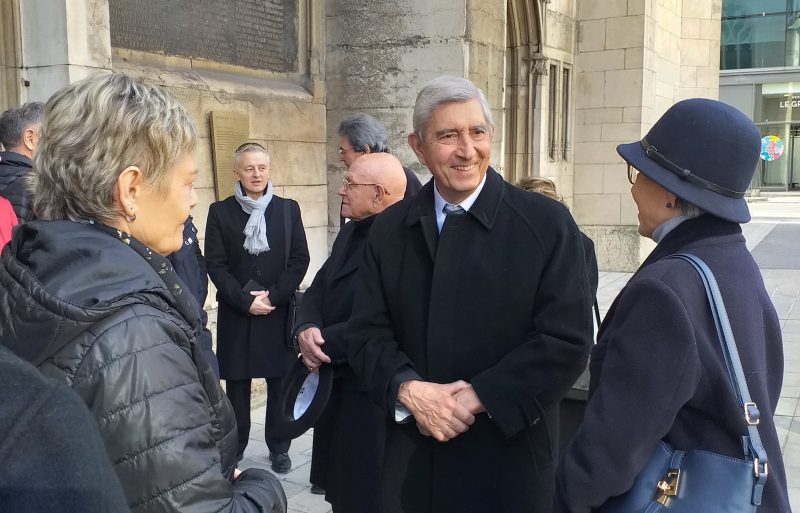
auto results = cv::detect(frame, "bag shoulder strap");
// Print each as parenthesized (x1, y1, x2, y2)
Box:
(283, 199, 291, 268)
(666, 253, 768, 502)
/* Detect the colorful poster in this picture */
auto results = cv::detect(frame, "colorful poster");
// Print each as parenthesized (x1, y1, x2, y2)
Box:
(761, 135, 785, 161)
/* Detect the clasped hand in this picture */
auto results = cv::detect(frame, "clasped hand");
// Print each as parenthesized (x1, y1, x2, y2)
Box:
(398, 380, 485, 443)
(248, 290, 275, 315)
(297, 326, 331, 371)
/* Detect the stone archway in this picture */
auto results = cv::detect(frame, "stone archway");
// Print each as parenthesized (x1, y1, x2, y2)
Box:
(504, 0, 544, 184)
(0, 0, 21, 112)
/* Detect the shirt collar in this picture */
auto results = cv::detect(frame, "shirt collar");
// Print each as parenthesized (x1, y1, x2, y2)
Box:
(433, 173, 488, 231)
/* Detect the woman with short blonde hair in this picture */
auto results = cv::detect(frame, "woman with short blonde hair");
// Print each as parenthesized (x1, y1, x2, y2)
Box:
(0, 73, 286, 513)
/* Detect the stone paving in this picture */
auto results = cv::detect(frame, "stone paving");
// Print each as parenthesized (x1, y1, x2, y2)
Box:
(238, 206, 800, 512)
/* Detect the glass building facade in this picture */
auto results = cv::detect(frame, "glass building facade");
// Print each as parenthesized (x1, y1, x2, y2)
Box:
(721, 1, 800, 191)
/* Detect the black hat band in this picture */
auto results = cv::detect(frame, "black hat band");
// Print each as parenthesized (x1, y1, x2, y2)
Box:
(640, 137, 746, 199)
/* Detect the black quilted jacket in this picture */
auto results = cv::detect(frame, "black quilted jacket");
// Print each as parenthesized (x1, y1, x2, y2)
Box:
(0, 151, 33, 221)
(0, 220, 287, 513)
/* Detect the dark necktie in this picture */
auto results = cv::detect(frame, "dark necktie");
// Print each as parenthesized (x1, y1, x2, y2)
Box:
(443, 203, 466, 216)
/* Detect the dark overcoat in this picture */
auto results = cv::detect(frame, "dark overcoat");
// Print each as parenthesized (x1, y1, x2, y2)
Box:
(169, 218, 220, 377)
(206, 195, 310, 379)
(347, 168, 594, 513)
(555, 215, 791, 513)
(294, 215, 384, 513)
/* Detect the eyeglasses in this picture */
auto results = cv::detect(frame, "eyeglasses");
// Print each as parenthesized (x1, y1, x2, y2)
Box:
(338, 146, 362, 156)
(342, 177, 391, 195)
(627, 164, 639, 185)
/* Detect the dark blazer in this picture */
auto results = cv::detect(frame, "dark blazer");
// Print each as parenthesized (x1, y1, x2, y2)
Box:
(169, 218, 220, 377)
(206, 195, 310, 379)
(294, 215, 384, 513)
(555, 215, 791, 513)
(347, 168, 594, 513)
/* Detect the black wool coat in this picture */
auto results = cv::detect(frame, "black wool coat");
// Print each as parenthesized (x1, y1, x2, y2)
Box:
(347, 168, 594, 513)
(294, 215, 384, 513)
(206, 195, 310, 379)
(555, 215, 791, 513)
(168, 217, 219, 377)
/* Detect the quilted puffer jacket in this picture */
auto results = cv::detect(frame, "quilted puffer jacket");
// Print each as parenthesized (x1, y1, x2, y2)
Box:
(0, 220, 286, 513)
(0, 151, 33, 222)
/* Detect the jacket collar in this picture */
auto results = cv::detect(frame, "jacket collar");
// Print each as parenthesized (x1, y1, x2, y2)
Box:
(640, 214, 744, 270)
(0, 151, 33, 169)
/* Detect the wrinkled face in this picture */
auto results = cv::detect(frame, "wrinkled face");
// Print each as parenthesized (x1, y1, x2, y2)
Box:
(630, 170, 676, 239)
(234, 150, 270, 198)
(409, 99, 491, 204)
(338, 136, 365, 169)
(337, 164, 378, 221)
(133, 153, 198, 255)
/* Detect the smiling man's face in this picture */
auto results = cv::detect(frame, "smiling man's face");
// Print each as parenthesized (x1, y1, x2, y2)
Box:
(408, 98, 491, 204)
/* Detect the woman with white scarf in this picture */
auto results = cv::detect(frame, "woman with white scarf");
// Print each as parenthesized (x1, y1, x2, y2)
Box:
(206, 143, 310, 473)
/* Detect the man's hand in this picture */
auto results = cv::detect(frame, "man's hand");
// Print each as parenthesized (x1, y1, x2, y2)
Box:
(297, 326, 331, 370)
(398, 380, 475, 442)
(454, 384, 486, 415)
(248, 291, 276, 315)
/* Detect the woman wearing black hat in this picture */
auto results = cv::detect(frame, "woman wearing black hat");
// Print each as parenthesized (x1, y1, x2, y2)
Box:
(555, 99, 791, 513)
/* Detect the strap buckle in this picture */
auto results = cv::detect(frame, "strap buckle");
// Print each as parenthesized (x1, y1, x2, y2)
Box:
(744, 402, 761, 425)
(753, 458, 769, 478)
(655, 469, 680, 505)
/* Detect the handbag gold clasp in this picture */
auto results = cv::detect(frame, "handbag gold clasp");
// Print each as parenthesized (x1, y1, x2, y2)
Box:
(655, 469, 680, 505)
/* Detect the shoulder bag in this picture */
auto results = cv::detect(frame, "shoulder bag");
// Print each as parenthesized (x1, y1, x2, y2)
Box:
(283, 200, 302, 350)
(597, 253, 768, 513)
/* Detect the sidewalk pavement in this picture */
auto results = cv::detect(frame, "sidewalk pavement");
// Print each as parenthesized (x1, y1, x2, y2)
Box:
(240, 217, 800, 513)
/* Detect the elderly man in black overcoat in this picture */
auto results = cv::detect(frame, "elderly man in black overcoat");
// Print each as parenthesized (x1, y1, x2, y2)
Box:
(346, 76, 594, 513)
(294, 153, 407, 513)
(206, 143, 310, 472)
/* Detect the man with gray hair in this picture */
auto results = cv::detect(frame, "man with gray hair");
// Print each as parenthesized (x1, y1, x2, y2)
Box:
(206, 142, 310, 474)
(346, 76, 593, 512)
(0, 102, 44, 221)
(337, 113, 422, 225)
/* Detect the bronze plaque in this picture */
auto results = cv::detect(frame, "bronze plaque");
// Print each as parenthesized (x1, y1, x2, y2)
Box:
(109, 0, 297, 72)
(210, 111, 250, 201)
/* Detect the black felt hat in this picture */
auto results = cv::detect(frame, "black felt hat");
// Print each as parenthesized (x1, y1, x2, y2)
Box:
(617, 98, 760, 223)
(271, 356, 333, 440)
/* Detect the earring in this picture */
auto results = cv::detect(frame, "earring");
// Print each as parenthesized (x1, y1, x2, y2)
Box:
(126, 211, 136, 222)
(665, 202, 673, 208)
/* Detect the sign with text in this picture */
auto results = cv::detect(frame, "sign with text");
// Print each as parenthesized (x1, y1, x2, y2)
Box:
(210, 111, 250, 201)
(109, 0, 298, 72)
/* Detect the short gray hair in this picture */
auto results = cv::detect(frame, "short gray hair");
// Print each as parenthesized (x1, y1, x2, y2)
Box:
(31, 73, 196, 223)
(337, 114, 389, 153)
(0, 102, 44, 149)
(412, 75, 494, 140)
(234, 142, 270, 167)
(678, 198, 705, 218)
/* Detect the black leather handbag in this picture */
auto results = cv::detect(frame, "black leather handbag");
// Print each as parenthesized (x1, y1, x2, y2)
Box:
(597, 254, 769, 513)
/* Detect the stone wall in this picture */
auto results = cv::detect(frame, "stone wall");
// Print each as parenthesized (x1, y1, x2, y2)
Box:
(325, 0, 505, 245)
(573, 0, 720, 271)
(13, 0, 329, 293)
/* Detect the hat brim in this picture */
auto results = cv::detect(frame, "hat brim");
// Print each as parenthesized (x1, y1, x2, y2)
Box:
(271, 356, 333, 440)
(617, 141, 752, 223)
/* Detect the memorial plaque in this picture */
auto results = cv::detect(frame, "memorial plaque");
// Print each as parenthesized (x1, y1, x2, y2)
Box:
(210, 111, 250, 200)
(110, 0, 297, 72)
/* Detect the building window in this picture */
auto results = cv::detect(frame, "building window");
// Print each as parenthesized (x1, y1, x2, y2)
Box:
(548, 63, 559, 160)
(721, 0, 800, 70)
(561, 67, 571, 161)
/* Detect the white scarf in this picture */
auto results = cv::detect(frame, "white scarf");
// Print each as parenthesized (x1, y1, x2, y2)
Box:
(234, 181, 274, 255)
